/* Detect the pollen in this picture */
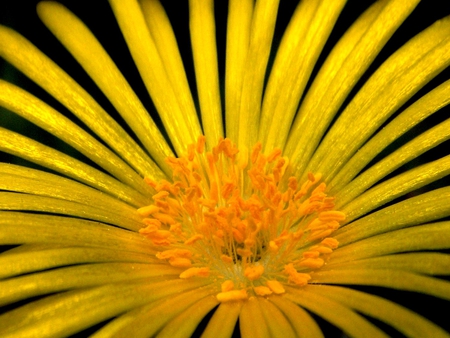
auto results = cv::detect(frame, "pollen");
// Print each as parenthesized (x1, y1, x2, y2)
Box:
(139, 137, 345, 301)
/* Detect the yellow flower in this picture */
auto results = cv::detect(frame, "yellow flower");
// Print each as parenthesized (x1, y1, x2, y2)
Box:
(0, 0, 450, 337)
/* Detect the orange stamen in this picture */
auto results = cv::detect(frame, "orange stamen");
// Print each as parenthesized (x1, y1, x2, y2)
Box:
(139, 136, 344, 302)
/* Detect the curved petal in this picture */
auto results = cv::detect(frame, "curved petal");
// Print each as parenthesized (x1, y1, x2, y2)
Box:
(157, 296, 219, 338)
(0, 212, 153, 254)
(239, 297, 270, 338)
(330, 78, 450, 193)
(225, 0, 253, 142)
(0, 278, 211, 337)
(0, 246, 157, 280)
(259, 0, 346, 152)
(0, 128, 150, 207)
(0, 25, 158, 178)
(109, 0, 202, 153)
(338, 154, 450, 221)
(0, 262, 181, 307)
(335, 188, 450, 245)
(308, 15, 450, 180)
(258, 298, 297, 338)
(189, 0, 223, 146)
(333, 222, 450, 262)
(37, 1, 174, 175)
(91, 286, 216, 338)
(312, 270, 450, 301)
(269, 296, 324, 338)
(0, 81, 160, 188)
(237, 0, 280, 152)
(323, 252, 450, 275)
(285, 0, 421, 176)
(201, 301, 243, 338)
(336, 118, 450, 214)
(284, 286, 389, 338)
(0, 163, 143, 222)
(307, 285, 450, 338)
(0, 192, 143, 230)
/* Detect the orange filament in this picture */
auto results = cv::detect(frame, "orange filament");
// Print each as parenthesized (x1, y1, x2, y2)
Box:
(138, 137, 345, 302)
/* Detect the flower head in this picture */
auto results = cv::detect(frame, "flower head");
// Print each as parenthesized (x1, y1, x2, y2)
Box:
(0, 0, 450, 337)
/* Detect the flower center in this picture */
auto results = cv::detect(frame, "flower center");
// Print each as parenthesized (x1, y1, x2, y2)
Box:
(138, 136, 345, 302)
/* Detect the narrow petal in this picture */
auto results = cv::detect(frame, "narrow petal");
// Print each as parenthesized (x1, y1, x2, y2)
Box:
(0, 25, 157, 178)
(0, 81, 161, 188)
(91, 287, 216, 338)
(336, 118, 450, 214)
(140, 0, 199, 147)
(307, 15, 450, 180)
(0, 163, 143, 223)
(332, 222, 450, 262)
(330, 78, 450, 193)
(259, 0, 346, 152)
(225, 0, 253, 142)
(258, 298, 296, 338)
(0, 128, 150, 207)
(284, 286, 389, 337)
(307, 285, 450, 338)
(0, 246, 157, 280)
(0, 192, 143, 230)
(37, 1, 174, 175)
(201, 301, 243, 338)
(269, 296, 324, 338)
(312, 270, 450, 301)
(285, 0, 420, 176)
(335, 188, 450, 245)
(338, 154, 450, 221)
(0, 262, 181, 306)
(0, 279, 211, 337)
(189, 0, 223, 146)
(324, 252, 450, 276)
(239, 297, 270, 338)
(156, 296, 218, 338)
(237, 0, 280, 152)
(109, 0, 202, 153)
(0, 212, 153, 254)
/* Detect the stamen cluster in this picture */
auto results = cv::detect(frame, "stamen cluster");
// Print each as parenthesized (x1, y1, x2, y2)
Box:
(138, 137, 345, 301)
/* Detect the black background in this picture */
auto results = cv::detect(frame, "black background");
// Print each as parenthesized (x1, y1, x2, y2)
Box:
(1, 1, 450, 337)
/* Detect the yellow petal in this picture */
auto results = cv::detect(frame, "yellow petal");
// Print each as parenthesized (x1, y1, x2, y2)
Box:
(37, 1, 173, 176)
(332, 222, 450, 262)
(285, 286, 388, 338)
(0, 246, 156, 280)
(189, 0, 223, 147)
(283, 0, 419, 176)
(259, 0, 346, 152)
(324, 252, 450, 276)
(312, 269, 450, 302)
(335, 187, 450, 245)
(0, 262, 180, 307)
(308, 285, 450, 338)
(0, 25, 158, 179)
(330, 78, 450, 193)
(0, 163, 143, 224)
(0, 80, 162, 186)
(156, 296, 219, 338)
(0, 192, 142, 231)
(91, 286, 216, 338)
(109, 0, 202, 154)
(225, 0, 253, 142)
(270, 296, 324, 338)
(339, 154, 450, 221)
(237, 0, 280, 153)
(0, 127, 149, 207)
(201, 301, 243, 338)
(309, 15, 450, 180)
